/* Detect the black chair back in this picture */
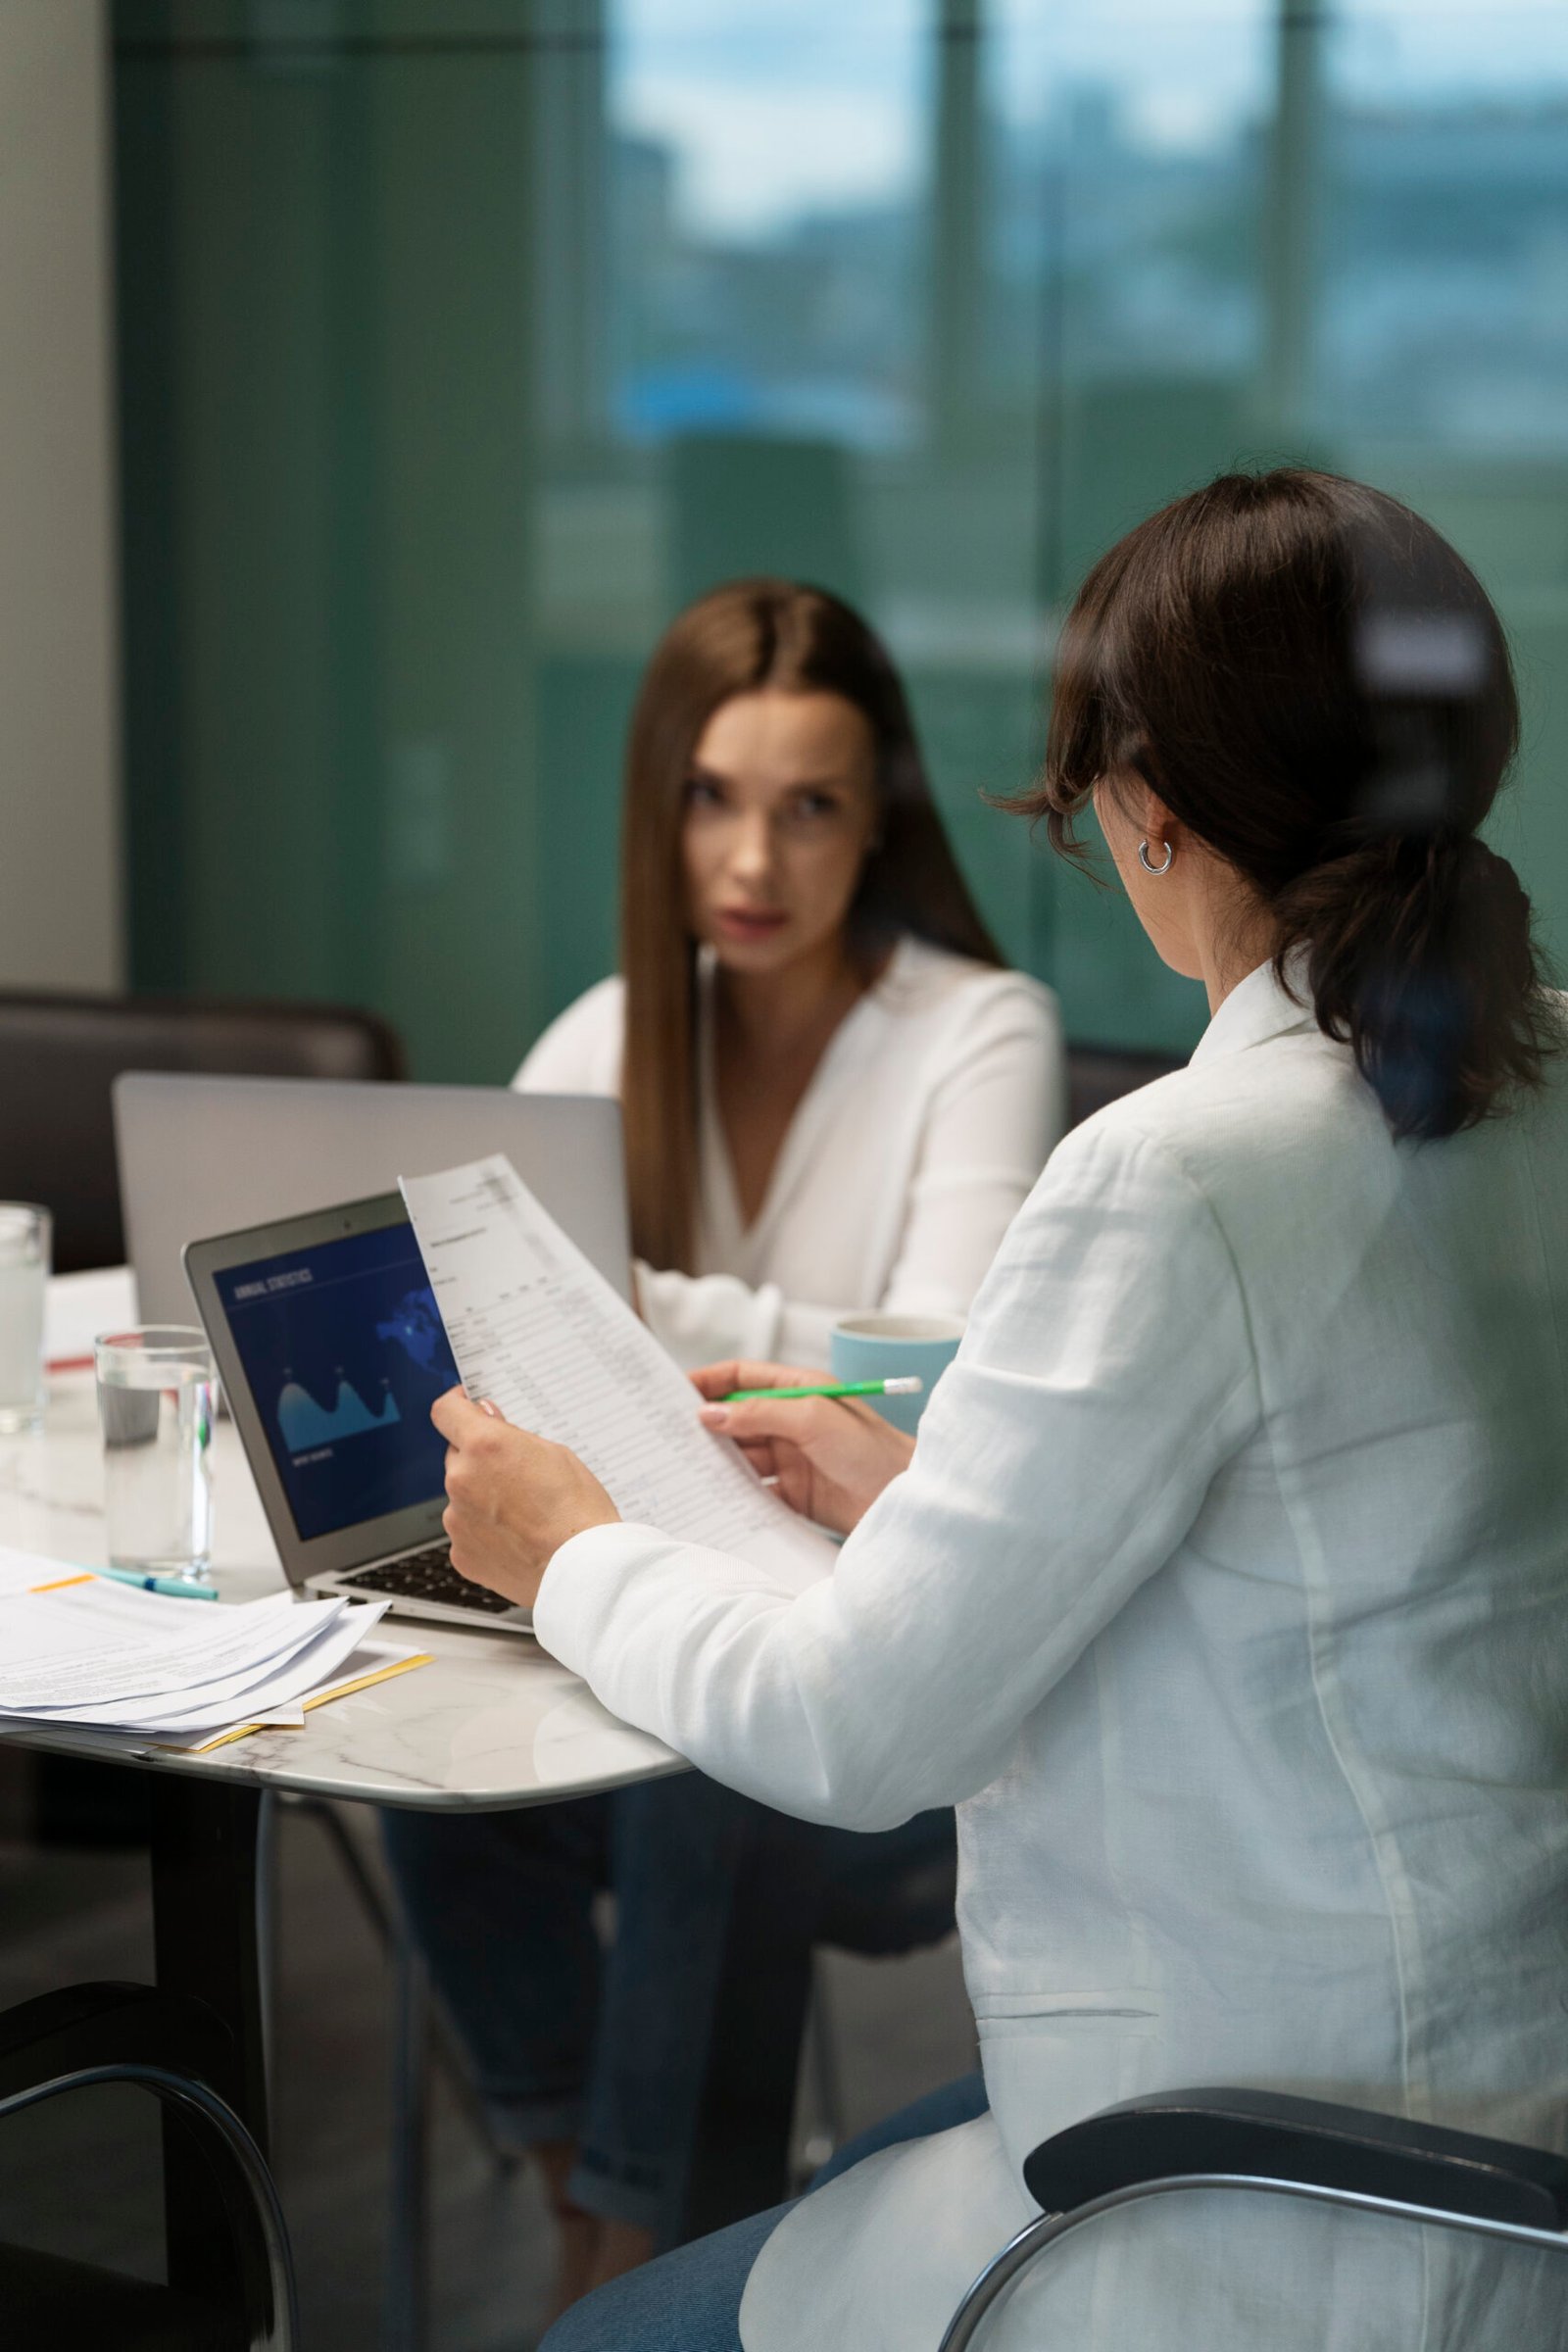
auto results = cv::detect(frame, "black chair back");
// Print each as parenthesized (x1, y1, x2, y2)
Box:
(0, 1983, 296, 2349)
(1066, 1042, 1186, 1131)
(0, 991, 406, 1272)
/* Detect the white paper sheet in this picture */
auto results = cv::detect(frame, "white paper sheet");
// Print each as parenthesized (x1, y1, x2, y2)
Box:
(0, 1549, 89, 1602)
(0, 1548, 365, 1719)
(16, 1635, 426, 1754)
(58, 1601, 394, 1733)
(0, 1590, 330, 1712)
(151, 1634, 426, 1749)
(399, 1154, 835, 1593)
(170, 1637, 429, 1749)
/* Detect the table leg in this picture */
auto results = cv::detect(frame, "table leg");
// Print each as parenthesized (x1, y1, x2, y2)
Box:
(383, 1942, 431, 2352)
(150, 1775, 268, 2301)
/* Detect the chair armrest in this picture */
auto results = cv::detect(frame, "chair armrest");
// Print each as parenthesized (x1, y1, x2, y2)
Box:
(0, 1986, 296, 2347)
(1022, 2088, 1568, 2233)
(0, 1982, 235, 2104)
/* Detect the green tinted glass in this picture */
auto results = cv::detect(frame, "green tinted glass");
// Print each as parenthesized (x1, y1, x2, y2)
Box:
(113, 0, 1568, 1074)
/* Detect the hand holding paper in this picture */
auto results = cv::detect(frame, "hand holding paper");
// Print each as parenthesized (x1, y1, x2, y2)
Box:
(399, 1156, 837, 1605)
(432, 1387, 619, 1609)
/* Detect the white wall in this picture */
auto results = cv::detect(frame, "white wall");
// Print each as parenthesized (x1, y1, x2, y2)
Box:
(0, 0, 122, 991)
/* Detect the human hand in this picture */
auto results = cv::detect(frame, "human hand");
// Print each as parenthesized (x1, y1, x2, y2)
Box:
(691, 1360, 916, 1537)
(432, 1389, 620, 1611)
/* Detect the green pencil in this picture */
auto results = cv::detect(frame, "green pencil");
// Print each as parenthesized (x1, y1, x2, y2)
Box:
(718, 1376, 924, 1403)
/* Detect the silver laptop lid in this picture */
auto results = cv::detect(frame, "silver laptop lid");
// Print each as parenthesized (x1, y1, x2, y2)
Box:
(114, 1074, 630, 1322)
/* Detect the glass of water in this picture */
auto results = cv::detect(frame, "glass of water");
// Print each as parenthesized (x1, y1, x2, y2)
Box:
(0, 1204, 51, 1435)
(94, 1326, 217, 1582)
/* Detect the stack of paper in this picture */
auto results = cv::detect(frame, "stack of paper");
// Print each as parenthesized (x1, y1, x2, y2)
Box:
(0, 1546, 424, 1751)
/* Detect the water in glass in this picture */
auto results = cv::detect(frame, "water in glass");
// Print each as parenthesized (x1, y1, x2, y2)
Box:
(96, 1331, 216, 1580)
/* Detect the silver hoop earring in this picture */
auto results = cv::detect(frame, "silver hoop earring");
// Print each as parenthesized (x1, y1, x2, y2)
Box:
(1138, 839, 1174, 877)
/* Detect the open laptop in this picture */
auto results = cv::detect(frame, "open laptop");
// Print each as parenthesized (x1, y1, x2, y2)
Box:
(186, 1189, 537, 1633)
(115, 1072, 630, 1326)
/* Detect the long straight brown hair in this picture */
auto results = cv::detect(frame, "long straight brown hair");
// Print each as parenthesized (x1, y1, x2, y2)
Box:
(620, 578, 1001, 1273)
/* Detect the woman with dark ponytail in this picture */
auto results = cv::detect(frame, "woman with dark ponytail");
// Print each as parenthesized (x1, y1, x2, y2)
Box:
(437, 472, 1568, 2352)
(1033, 467, 1553, 1143)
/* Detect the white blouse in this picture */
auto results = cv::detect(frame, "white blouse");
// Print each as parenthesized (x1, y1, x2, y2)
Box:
(534, 960, 1568, 2352)
(514, 936, 1065, 1369)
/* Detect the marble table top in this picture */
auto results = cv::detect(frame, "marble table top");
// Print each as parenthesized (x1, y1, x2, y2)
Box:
(0, 1319, 681, 1812)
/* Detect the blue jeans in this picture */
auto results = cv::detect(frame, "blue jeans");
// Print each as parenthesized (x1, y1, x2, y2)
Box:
(539, 2073, 992, 2352)
(382, 1781, 957, 2240)
(383, 1774, 754, 2232)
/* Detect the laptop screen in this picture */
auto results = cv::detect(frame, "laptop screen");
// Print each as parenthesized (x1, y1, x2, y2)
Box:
(212, 1219, 460, 1543)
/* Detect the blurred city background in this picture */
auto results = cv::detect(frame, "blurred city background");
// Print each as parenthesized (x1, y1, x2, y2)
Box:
(25, 0, 1568, 1071)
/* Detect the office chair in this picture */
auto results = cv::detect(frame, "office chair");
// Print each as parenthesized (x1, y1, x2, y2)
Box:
(0, 988, 406, 1273)
(1064, 1041, 1186, 1131)
(6, 988, 409, 1847)
(0, 1980, 297, 2350)
(936, 2087, 1568, 2350)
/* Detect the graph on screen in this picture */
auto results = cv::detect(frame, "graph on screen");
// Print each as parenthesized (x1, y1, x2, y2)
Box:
(218, 1225, 460, 1541)
(277, 1377, 402, 1452)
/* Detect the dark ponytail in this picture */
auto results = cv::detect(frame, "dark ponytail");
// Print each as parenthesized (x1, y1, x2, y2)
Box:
(1274, 831, 1544, 1139)
(1022, 467, 1556, 1140)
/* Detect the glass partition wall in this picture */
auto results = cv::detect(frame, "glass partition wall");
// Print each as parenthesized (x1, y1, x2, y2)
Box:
(113, 1, 1568, 1078)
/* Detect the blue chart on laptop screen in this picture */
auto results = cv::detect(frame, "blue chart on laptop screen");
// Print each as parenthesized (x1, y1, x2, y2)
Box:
(214, 1221, 460, 1542)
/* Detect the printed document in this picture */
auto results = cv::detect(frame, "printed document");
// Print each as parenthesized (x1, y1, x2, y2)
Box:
(49, 1601, 394, 1734)
(0, 1546, 392, 1730)
(400, 1155, 835, 1593)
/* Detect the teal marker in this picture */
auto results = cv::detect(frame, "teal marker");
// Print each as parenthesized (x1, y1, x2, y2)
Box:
(96, 1565, 219, 1601)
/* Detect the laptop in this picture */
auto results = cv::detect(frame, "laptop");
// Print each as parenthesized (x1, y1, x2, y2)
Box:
(186, 1189, 538, 1633)
(115, 1073, 630, 1325)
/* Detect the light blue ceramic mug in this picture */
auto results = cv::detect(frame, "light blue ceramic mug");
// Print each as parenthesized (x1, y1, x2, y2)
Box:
(829, 1312, 965, 1436)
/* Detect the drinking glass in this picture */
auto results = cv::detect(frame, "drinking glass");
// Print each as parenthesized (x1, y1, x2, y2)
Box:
(94, 1326, 218, 1582)
(0, 1204, 51, 1435)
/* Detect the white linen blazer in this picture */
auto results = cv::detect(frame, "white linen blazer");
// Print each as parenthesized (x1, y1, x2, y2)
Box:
(515, 936, 1064, 1368)
(534, 959, 1568, 2352)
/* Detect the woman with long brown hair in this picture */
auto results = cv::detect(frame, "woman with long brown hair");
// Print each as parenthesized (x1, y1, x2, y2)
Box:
(434, 472, 1567, 2352)
(519, 575, 1063, 1364)
(384, 578, 1062, 2316)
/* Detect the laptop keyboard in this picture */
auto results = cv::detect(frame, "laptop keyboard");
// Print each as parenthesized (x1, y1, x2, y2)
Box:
(338, 1544, 518, 1615)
